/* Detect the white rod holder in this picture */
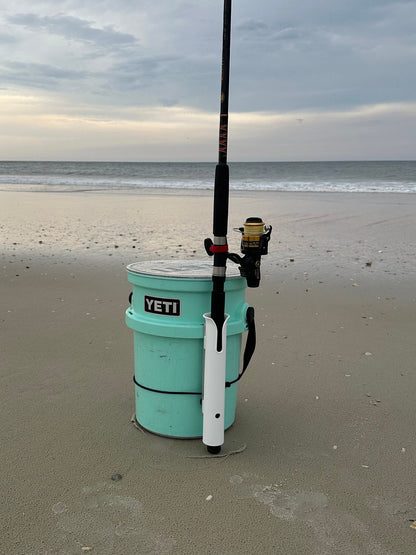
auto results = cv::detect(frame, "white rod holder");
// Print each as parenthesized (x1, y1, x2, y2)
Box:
(202, 313, 229, 451)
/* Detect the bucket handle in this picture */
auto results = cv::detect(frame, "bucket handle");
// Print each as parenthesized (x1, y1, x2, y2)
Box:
(225, 306, 256, 388)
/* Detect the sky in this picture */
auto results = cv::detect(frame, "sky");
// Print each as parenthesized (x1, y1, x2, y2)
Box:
(1, 0, 415, 162)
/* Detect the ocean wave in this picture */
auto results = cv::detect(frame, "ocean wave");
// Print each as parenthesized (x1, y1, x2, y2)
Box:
(1, 161, 415, 193)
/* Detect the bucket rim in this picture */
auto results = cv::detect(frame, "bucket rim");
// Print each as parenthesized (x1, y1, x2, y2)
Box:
(126, 259, 242, 280)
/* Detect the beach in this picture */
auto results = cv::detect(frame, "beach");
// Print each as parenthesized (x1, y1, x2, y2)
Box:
(1, 189, 416, 554)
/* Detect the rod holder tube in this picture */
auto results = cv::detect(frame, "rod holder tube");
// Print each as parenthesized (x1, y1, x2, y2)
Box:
(202, 313, 229, 450)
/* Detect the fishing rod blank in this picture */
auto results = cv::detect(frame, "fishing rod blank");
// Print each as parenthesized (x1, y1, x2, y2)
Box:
(211, 0, 232, 336)
(202, 0, 232, 455)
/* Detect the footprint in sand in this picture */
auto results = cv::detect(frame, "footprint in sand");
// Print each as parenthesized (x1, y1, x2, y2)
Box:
(229, 474, 394, 555)
(51, 481, 175, 554)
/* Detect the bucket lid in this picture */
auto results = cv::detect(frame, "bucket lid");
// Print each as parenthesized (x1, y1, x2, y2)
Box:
(126, 259, 242, 279)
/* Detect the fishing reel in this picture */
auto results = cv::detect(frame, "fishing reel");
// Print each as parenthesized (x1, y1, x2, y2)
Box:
(205, 217, 272, 288)
(233, 217, 272, 287)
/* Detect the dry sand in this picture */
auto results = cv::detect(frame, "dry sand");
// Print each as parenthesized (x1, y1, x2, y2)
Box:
(1, 190, 416, 554)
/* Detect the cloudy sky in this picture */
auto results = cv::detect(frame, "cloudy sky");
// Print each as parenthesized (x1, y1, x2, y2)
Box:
(1, 0, 415, 161)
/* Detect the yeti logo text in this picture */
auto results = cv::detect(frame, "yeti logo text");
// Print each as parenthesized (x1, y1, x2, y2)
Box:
(144, 295, 181, 316)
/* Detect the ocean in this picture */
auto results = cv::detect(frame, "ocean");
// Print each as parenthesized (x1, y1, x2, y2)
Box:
(0, 160, 415, 194)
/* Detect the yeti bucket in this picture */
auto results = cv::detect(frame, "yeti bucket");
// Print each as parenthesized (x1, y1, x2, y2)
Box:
(126, 260, 249, 438)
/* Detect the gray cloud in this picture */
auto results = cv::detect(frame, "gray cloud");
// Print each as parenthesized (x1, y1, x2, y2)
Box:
(7, 12, 138, 51)
(228, 0, 416, 112)
(1, 61, 88, 90)
(0, 32, 18, 44)
(111, 56, 180, 81)
(236, 19, 269, 34)
(236, 19, 305, 44)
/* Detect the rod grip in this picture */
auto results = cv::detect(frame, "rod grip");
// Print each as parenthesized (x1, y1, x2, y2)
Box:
(213, 163, 229, 237)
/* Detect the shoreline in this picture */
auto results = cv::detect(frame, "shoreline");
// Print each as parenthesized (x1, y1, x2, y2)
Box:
(1, 186, 416, 196)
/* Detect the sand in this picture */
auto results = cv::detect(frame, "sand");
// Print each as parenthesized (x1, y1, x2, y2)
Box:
(1, 189, 416, 554)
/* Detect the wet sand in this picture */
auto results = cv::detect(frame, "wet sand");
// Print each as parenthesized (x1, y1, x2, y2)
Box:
(1, 190, 416, 554)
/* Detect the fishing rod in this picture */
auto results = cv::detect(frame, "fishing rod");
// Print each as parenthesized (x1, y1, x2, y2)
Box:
(201, 0, 232, 455)
(210, 0, 232, 346)
(202, 0, 272, 454)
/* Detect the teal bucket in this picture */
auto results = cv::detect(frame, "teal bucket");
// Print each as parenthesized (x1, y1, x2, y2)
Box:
(126, 260, 248, 438)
